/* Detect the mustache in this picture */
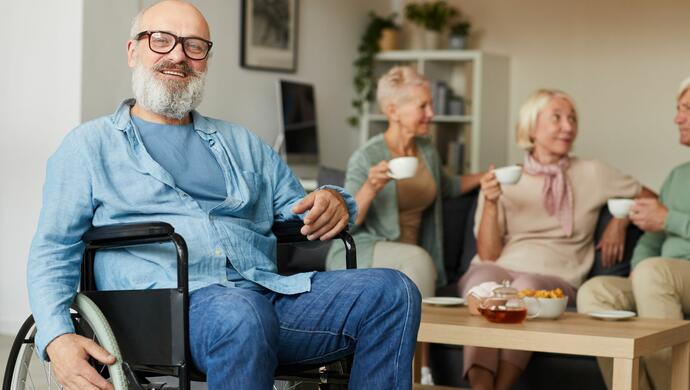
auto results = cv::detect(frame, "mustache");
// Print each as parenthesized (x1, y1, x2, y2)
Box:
(153, 60, 198, 76)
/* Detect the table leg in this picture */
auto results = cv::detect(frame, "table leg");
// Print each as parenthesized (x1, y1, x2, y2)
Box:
(413, 342, 422, 384)
(672, 340, 690, 390)
(612, 357, 639, 390)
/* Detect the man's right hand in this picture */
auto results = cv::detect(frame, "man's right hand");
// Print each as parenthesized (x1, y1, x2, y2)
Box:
(46, 333, 116, 390)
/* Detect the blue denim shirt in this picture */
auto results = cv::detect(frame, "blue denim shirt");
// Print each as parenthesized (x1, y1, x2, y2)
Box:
(27, 99, 357, 356)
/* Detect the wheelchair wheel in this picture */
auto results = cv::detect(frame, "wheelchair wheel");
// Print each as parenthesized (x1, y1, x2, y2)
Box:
(3, 294, 128, 390)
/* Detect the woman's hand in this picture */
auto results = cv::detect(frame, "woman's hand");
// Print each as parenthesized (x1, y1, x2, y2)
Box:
(476, 165, 504, 261)
(479, 165, 502, 203)
(596, 218, 628, 268)
(354, 160, 393, 225)
(365, 160, 392, 193)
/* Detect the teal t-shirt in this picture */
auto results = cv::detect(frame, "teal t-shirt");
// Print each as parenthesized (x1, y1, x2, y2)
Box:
(133, 116, 226, 212)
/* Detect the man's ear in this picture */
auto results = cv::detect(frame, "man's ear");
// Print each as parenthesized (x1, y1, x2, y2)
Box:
(127, 40, 136, 68)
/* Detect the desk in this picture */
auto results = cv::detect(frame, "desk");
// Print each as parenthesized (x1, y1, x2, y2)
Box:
(416, 306, 690, 390)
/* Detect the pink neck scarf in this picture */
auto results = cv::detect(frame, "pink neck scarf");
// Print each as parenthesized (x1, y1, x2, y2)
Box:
(523, 153, 574, 237)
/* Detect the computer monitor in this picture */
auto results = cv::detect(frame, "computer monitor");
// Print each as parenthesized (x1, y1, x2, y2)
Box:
(276, 79, 319, 165)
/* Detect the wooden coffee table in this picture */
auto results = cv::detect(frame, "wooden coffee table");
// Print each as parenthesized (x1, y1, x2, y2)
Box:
(415, 306, 690, 390)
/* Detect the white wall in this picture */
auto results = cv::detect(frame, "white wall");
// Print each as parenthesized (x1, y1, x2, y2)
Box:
(0, 1, 83, 334)
(442, 0, 690, 190)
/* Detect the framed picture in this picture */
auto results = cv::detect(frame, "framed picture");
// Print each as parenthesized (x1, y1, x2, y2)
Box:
(240, 0, 298, 72)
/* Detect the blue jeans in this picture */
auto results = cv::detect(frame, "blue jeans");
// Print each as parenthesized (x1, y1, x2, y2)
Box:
(188, 269, 421, 389)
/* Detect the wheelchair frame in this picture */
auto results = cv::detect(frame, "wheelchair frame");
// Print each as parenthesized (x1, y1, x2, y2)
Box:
(3, 220, 356, 390)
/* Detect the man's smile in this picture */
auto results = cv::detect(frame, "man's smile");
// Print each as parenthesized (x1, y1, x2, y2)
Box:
(160, 69, 187, 78)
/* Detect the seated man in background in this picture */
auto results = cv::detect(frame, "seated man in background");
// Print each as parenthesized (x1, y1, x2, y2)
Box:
(27, 1, 421, 389)
(578, 77, 690, 390)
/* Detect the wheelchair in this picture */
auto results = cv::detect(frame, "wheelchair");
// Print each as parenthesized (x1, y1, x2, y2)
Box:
(3, 220, 356, 390)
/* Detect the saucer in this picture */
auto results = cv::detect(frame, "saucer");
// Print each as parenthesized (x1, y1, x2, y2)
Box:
(422, 297, 465, 306)
(588, 310, 636, 321)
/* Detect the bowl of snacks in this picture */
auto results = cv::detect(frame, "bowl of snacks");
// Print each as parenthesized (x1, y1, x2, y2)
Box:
(519, 288, 568, 320)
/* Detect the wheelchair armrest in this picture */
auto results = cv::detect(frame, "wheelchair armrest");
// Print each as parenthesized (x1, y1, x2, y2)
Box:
(272, 220, 357, 269)
(272, 220, 310, 243)
(80, 222, 188, 294)
(83, 222, 174, 247)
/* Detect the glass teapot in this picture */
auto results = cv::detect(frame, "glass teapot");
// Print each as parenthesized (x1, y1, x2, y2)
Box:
(478, 281, 539, 324)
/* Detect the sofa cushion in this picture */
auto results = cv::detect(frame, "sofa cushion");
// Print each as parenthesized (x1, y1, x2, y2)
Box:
(440, 189, 479, 286)
(316, 165, 346, 187)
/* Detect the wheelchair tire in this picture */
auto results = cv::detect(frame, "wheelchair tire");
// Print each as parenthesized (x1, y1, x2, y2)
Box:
(2, 294, 128, 390)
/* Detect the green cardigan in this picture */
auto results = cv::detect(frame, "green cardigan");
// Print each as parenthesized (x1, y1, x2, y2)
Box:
(326, 134, 462, 287)
(631, 161, 690, 268)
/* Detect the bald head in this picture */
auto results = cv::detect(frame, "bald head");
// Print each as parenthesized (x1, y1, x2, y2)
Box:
(130, 0, 210, 40)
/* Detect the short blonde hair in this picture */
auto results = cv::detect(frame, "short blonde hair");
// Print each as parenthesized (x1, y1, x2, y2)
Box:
(516, 89, 577, 150)
(678, 77, 690, 100)
(376, 66, 429, 112)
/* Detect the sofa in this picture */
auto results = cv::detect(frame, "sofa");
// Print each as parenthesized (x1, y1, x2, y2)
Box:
(281, 166, 644, 389)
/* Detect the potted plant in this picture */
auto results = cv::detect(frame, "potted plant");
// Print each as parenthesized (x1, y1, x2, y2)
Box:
(377, 14, 400, 52)
(348, 12, 400, 127)
(449, 20, 471, 50)
(405, 0, 458, 49)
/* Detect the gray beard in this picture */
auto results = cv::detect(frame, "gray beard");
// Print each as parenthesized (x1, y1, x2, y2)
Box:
(131, 62, 206, 120)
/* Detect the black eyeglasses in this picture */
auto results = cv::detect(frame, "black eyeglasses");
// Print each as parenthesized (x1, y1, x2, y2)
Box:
(135, 31, 213, 60)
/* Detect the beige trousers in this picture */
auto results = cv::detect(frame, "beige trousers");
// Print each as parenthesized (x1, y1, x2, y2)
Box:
(577, 257, 690, 390)
(372, 241, 437, 298)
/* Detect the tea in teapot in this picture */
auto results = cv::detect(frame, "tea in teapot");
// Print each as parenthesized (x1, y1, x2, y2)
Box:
(477, 281, 537, 324)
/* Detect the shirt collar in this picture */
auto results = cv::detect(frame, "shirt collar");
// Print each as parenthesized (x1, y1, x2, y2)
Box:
(110, 99, 217, 135)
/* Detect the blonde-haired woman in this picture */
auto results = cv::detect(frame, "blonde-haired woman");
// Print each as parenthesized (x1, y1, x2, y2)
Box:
(326, 66, 483, 384)
(458, 89, 655, 390)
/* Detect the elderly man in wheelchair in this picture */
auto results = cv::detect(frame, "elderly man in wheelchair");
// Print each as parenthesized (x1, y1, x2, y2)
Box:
(9, 2, 422, 389)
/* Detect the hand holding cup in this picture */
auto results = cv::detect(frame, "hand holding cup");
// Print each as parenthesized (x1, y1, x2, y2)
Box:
(629, 198, 669, 232)
(480, 165, 502, 202)
(366, 160, 392, 193)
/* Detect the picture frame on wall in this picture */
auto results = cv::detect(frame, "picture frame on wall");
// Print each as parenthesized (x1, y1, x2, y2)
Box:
(240, 0, 298, 72)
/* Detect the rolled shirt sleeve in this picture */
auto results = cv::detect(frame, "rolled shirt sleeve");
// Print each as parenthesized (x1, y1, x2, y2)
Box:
(27, 130, 95, 358)
(271, 151, 358, 226)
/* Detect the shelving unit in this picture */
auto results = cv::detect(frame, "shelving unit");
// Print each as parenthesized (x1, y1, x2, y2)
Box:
(360, 50, 509, 173)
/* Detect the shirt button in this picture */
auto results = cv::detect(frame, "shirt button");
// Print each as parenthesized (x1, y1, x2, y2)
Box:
(214, 248, 222, 256)
(180, 192, 188, 198)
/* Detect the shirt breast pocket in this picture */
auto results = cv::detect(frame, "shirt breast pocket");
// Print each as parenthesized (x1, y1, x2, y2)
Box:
(235, 170, 272, 225)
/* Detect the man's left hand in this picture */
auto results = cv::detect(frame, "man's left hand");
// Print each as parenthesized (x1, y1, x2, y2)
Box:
(630, 198, 668, 232)
(292, 189, 349, 240)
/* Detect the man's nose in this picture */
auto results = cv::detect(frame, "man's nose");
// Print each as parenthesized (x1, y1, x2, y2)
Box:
(674, 111, 686, 125)
(165, 42, 187, 63)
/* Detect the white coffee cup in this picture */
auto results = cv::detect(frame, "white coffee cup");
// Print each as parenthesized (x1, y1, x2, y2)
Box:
(608, 198, 635, 219)
(494, 165, 522, 185)
(388, 157, 418, 180)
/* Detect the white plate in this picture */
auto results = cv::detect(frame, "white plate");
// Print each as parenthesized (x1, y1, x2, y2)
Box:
(588, 310, 636, 321)
(422, 297, 465, 306)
